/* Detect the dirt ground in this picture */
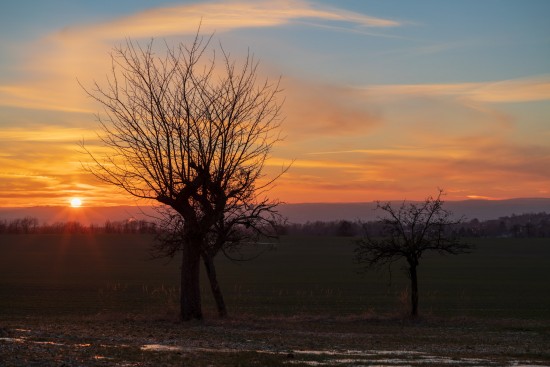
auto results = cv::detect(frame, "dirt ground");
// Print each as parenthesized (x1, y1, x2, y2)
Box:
(1, 313, 549, 366)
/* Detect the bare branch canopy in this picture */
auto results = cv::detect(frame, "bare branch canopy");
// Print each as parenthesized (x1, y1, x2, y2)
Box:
(81, 32, 286, 320)
(355, 189, 473, 316)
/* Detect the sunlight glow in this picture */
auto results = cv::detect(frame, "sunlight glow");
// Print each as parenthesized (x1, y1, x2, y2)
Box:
(70, 198, 82, 207)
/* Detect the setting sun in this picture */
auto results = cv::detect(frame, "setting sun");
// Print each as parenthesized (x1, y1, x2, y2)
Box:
(70, 198, 82, 208)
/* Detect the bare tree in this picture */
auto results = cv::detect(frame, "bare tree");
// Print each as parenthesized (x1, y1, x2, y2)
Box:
(151, 201, 280, 318)
(355, 190, 472, 317)
(81, 32, 284, 320)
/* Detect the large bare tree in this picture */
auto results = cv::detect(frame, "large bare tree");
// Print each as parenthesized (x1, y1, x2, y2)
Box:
(81, 33, 284, 320)
(355, 190, 472, 317)
(152, 199, 280, 318)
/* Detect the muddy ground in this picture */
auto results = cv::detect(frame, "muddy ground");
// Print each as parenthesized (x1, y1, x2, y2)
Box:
(1, 313, 549, 366)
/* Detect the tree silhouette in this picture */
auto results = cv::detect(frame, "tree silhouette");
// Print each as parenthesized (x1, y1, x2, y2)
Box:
(355, 190, 472, 317)
(81, 32, 285, 320)
(151, 201, 280, 318)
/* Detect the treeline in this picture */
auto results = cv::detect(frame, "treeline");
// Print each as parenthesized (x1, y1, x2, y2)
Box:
(2, 212, 550, 237)
(0, 217, 157, 234)
(458, 212, 550, 238)
(279, 212, 550, 238)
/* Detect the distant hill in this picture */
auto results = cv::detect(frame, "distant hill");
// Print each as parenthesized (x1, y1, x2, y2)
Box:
(277, 198, 550, 223)
(0, 198, 549, 225)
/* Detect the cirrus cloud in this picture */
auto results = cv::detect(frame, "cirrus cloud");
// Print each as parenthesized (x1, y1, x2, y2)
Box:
(56, 0, 401, 42)
(360, 75, 550, 103)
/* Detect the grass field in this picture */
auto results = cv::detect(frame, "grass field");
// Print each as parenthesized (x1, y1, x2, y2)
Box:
(1, 234, 549, 320)
(1, 234, 550, 366)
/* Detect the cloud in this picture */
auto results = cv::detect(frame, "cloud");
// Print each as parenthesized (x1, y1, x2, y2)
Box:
(266, 157, 361, 170)
(266, 133, 550, 203)
(361, 75, 550, 103)
(57, 0, 400, 41)
(0, 0, 401, 206)
(0, 127, 96, 142)
(1, 0, 401, 114)
(263, 72, 550, 203)
(0, 123, 107, 206)
(0, 85, 93, 113)
(282, 78, 381, 138)
(2, 1, 549, 205)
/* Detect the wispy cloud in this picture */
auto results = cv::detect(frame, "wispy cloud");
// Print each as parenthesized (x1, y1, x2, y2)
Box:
(361, 75, 550, 103)
(0, 85, 93, 113)
(57, 0, 400, 41)
(293, 20, 407, 40)
(282, 78, 381, 138)
(267, 132, 550, 203)
(0, 127, 96, 142)
(1, 0, 402, 114)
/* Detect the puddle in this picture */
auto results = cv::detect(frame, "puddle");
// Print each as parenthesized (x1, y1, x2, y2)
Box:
(0, 337, 26, 343)
(33, 341, 65, 346)
(293, 349, 375, 357)
(94, 355, 114, 360)
(1, 337, 89, 349)
(287, 360, 413, 367)
(292, 349, 424, 357)
(136, 345, 520, 366)
(283, 349, 499, 366)
(284, 351, 550, 367)
(1, 337, 65, 346)
(136, 346, 497, 366)
(75, 343, 92, 348)
(100, 343, 131, 348)
(4, 335, 547, 367)
(374, 351, 423, 355)
(368, 358, 412, 364)
(333, 359, 410, 365)
(141, 344, 183, 352)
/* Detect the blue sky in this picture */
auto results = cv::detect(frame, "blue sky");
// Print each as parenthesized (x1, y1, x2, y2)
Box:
(1, 0, 549, 206)
(2, 1, 548, 83)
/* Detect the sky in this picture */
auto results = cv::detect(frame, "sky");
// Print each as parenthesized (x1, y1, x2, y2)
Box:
(1, 0, 549, 207)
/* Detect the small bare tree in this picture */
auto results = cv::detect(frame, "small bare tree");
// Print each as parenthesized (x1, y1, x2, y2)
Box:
(355, 190, 472, 317)
(81, 31, 284, 320)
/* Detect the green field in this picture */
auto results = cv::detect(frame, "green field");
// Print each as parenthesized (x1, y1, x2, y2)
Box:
(1, 234, 549, 319)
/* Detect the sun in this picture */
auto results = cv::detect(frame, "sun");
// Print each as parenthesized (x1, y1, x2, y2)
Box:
(70, 198, 82, 208)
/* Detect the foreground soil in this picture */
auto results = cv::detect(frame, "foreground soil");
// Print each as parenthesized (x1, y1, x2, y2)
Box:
(1, 313, 549, 366)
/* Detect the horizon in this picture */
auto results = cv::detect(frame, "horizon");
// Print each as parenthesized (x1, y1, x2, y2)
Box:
(2, 195, 550, 208)
(1, 1, 549, 206)
(2, 198, 549, 225)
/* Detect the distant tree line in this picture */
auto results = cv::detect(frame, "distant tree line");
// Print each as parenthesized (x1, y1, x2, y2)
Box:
(279, 220, 361, 237)
(2, 212, 549, 238)
(0, 217, 156, 234)
(456, 212, 550, 238)
(278, 212, 550, 238)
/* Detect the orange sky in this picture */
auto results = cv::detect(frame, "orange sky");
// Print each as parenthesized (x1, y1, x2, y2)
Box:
(1, 1, 549, 207)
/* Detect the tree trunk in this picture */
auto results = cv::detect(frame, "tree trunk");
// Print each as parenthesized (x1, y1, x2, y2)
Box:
(409, 263, 419, 317)
(180, 239, 202, 320)
(203, 254, 228, 318)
